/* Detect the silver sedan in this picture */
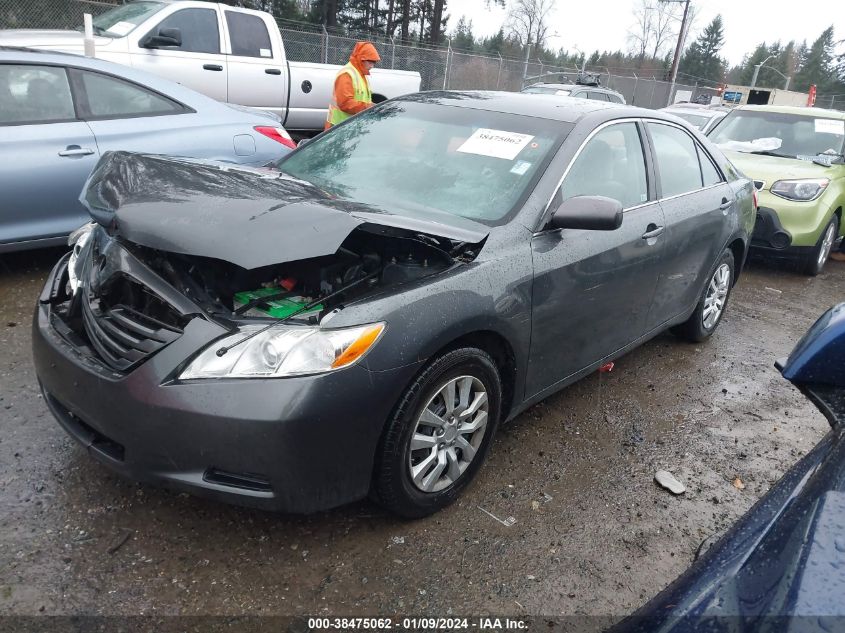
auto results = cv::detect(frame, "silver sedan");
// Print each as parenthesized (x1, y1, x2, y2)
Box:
(1, 47, 295, 252)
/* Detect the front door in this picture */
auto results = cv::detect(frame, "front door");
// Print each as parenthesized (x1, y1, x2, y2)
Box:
(129, 6, 228, 102)
(526, 121, 665, 397)
(0, 63, 99, 246)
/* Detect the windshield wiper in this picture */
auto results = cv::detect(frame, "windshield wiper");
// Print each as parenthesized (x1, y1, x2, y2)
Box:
(749, 150, 792, 159)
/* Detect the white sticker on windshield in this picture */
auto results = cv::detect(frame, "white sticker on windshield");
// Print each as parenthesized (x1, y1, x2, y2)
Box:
(457, 128, 535, 160)
(105, 21, 134, 36)
(259, 48, 272, 58)
(510, 160, 531, 175)
(815, 119, 845, 135)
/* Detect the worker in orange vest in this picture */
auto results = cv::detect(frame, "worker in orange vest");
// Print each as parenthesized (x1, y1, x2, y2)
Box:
(325, 41, 381, 129)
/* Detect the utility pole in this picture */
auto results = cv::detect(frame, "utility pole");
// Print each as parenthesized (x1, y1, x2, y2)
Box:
(660, 0, 691, 105)
(750, 54, 775, 89)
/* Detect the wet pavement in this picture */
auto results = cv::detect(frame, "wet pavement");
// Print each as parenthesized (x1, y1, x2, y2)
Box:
(0, 247, 842, 621)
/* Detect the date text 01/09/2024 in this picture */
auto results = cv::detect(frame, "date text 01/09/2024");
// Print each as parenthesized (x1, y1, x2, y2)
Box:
(306, 617, 529, 630)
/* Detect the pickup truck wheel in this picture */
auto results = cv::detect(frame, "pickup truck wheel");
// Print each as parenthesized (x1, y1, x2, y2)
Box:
(804, 216, 838, 276)
(672, 249, 734, 343)
(373, 347, 502, 518)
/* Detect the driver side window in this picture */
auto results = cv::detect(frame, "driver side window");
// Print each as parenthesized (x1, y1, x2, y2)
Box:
(558, 122, 649, 209)
(149, 9, 220, 54)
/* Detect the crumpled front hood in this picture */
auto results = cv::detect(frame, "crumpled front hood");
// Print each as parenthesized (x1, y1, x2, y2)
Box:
(724, 150, 838, 190)
(81, 152, 489, 269)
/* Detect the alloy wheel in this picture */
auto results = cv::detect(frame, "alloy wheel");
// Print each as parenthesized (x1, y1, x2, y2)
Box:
(818, 222, 837, 269)
(702, 263, 731, 330)
(407, 375, 489, 493)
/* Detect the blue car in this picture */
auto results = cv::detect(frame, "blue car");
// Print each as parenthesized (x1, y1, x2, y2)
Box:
(0, 47, 295, 252)
(612, 303, 845, 631)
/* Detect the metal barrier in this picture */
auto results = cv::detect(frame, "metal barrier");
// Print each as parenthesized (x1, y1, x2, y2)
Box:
(2, 0, 842, 111)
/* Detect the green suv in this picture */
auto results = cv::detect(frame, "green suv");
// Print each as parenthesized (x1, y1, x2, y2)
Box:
(709, 105, 845, 275)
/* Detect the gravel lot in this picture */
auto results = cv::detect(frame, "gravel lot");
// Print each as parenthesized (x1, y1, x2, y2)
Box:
(1, 247, 841, 625)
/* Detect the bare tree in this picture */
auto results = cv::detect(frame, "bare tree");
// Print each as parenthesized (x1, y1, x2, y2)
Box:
(650, 2, 681, 59)
(627, 0, 653, 60)
(626, 0, 682, 63)
(506, 0, 556, 51)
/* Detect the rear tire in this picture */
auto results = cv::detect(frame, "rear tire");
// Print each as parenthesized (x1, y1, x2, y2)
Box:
(672, 249, 735, 343)
(803, 215, 838, 276)
(373, 347, 502, 518)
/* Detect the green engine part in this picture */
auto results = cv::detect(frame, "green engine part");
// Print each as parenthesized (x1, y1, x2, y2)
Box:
(233, 288, 322, 319)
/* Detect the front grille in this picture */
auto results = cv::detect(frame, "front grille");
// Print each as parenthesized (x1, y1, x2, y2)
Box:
(81, 274, 183, 372)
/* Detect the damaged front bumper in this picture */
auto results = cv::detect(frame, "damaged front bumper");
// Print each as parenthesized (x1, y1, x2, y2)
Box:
(33, 254, 421, 513)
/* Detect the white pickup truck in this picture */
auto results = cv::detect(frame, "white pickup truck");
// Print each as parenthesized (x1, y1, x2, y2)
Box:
(0, 0, 421, 132)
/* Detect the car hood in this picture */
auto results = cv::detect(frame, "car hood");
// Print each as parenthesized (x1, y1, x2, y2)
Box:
(80, 152, 489, 270)
(0, 29, 115, 51)
(723, 150, 840, 190)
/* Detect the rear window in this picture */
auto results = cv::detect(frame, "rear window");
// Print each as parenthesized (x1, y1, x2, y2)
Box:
(523, 86, 571, 96)
(226, 11, 273, 58)
(278, 100, 570, 225)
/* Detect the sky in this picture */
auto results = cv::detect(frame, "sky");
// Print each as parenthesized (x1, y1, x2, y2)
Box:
(445, 0, 845, 68)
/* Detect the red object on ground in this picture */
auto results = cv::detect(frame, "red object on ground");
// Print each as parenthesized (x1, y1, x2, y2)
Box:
(599, 362, 614, 373)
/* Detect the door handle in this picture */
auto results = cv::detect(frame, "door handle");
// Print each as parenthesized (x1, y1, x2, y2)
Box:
(719, 198, 732, 210)
(58, 146, 95, 157)
(641, 225, 665, 240)
(203, 64, 223, 71)
(265, 68, 281, 75)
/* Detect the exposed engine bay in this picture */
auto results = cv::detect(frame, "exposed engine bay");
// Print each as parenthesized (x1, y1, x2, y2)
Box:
(128, 225, 481, 325)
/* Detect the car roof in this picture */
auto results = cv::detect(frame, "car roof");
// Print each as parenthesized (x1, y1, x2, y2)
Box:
(735, 104, 845, 120)
(0, 46, 217, 109)
(399, 90, 666, 124)
(662, 107, 721, 117)
(529, 82, 620, 94)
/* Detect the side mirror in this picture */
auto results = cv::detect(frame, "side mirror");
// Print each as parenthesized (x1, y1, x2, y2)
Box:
(549, 195, 623, 231)
(142, 27, 182, 48)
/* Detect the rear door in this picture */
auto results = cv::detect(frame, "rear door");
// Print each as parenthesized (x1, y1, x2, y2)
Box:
(644, 120, 734, 329)
(223, 10, 287, 111)
(527, 120, 665, 397)
(68, 67, 255, 163)
(0, 63, 99, 246)
(129, 6, 228, 102)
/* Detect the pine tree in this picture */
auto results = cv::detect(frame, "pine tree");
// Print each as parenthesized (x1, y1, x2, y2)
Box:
(452, 16, 475, 51)
(794, 26, 836, 92)
(677, 15, 726, 83)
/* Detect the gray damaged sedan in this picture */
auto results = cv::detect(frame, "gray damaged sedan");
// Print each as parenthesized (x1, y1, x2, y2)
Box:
(33, 92, 756, 517)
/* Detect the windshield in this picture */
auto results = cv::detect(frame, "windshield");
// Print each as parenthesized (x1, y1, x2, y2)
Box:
(277, 100, 568, 225)
(710, 110, 845, 159)
(88, 2, 164, 37)
(523, 86, 571, 96)
(667, 111, 711, 130)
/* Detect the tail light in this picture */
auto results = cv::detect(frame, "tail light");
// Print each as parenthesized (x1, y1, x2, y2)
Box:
(254, 126, 296, 150)
(752, 187, 758, 210)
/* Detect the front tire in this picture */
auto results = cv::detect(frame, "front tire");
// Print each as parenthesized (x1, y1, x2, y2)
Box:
(672, 249, 735, 343)
(373, 347, 502, 518)
(803, 215, 838, 276)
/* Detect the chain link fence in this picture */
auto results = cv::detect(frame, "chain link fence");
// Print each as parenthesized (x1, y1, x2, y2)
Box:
(2, 0, 842, 111)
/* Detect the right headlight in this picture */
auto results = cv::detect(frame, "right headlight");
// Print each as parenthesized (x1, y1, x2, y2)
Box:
(179, 322, 386, 379)
(67, 222, 96, 295)
(770, 178, 829, 202)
